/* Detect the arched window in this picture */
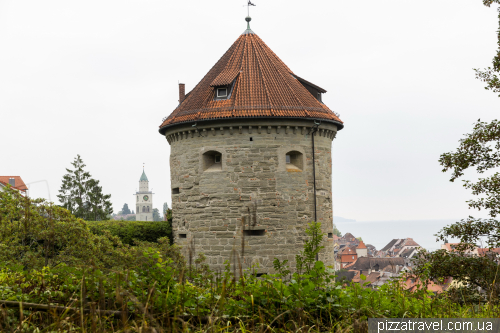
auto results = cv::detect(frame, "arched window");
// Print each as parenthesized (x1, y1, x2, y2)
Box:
(147, 206, 150, 212)
(285, 150, 303, 172)
(202, 150, 222, 172)
(142, 206, 145, 212)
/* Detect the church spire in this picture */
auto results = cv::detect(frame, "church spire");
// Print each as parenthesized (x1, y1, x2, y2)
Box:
(140, 169, 148, 182)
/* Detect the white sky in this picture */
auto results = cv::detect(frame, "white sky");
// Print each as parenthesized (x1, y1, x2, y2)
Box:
(1, 0, 499, 221)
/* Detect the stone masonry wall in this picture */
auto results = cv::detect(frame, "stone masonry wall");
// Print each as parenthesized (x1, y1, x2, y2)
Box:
(164, 119, 338, 274)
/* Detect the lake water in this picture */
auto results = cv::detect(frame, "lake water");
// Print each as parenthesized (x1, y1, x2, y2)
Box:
(334, 219, 460, 251)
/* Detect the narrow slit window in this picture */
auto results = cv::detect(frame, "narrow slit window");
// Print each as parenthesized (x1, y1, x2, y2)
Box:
(243, 229, 266, 236)
(214, 155, 221, 163)
(286, 155, 291, 164)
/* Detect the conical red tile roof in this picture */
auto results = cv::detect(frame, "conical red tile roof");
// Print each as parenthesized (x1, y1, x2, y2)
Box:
(159, 30, 342, 134)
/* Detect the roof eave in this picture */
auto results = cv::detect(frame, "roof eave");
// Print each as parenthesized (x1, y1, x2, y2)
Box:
(158, 116, 344, 135)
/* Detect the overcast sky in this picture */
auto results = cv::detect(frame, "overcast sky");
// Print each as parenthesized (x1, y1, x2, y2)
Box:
(1, 0, 499, 222)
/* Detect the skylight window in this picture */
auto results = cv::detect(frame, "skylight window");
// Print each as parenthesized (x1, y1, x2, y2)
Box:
(217, 88, 227, 98)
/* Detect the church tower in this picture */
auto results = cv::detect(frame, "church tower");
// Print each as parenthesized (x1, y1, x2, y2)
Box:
(159, 16, 343, 273)
(135, 169, 153, 221)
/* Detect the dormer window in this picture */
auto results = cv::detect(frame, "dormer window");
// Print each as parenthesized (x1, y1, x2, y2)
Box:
(217, 87, 227, 98)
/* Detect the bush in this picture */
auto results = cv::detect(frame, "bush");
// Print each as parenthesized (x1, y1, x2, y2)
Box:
(86, 220, 172, 245)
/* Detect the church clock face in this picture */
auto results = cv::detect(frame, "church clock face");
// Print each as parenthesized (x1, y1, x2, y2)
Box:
(143, 195, 149, 201)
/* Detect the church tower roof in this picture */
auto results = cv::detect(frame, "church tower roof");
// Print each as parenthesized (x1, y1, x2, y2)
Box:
(159, 18, 342, 134)
(139, 169, 148, 182)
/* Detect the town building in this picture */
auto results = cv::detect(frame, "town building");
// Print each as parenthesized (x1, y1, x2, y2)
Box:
(158, 17, 343, 273)
(135, 169, 153, 221)
(342, 257, 407, 289)
(340, 247, 357, 268)
(356, 241, 368, 258)
(378, 238, 421, 257)
(0, 176, 28, 196)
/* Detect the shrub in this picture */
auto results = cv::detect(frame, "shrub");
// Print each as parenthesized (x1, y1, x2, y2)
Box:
(0, 187, 127, 270)
(86, 220, 172, 245)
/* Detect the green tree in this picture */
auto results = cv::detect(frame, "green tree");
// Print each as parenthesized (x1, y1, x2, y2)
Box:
(474, 0, 500, 95)
(332, 223, 341, 237)
(413, 1, 500, 300)
(163, 202, 169, 220)
(153, 208, 161, 221)
(57, 155, 113, 220)
(0, 186, 121, 269)
(121, 203, 131, 215)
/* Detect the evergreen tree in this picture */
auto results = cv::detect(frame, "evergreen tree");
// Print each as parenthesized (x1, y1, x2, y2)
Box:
(57, 155, 113, 220)
(163, 202, 169, 221)
(121, 203, 131, 215)
(153, 208, 161, 221)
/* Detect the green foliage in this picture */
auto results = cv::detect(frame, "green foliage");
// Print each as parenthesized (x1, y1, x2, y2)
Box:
(0, 186, 126, 270)
(475, 0, 500, 95)
(121, 203, 131, 215)
(0, 213, 497, 332)
(87, 220, 172, 245)
(332, 223, 341, 237)
(57, 154, 113, 220)
(426, 119, 500, 301)
(439, 120, 500, 217)
(416, 1, 500, 305)
(153, 208, 161, 221)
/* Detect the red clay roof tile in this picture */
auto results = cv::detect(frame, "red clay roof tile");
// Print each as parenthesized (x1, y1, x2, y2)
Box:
(159, 31, 342, 132)
(0, 176, 27, 192)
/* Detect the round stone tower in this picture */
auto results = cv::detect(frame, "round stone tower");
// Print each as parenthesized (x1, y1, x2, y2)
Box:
(159, 19, 344, 273)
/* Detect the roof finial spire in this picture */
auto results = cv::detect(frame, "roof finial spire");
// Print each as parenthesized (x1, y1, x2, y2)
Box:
(243, 1, 256, 34)
(246, 1, 255, 29)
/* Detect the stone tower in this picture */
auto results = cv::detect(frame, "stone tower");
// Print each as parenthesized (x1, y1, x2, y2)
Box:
(159, 18, 344, 273)
(135, 169, 153, 221)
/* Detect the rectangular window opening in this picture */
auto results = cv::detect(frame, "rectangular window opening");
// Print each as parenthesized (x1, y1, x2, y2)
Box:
(179, 234, 187, 239)
(243, 229, 266, 236)
(217, 88, 227, 98)
(286, 155, 291, 164)
(172, 187, 180, 195)
(328, 233, 333, 238)
(214, 155, 221, 163)
(255, 273, 267, 277)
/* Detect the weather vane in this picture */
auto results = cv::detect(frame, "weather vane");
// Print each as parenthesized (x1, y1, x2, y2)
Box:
(247, 0, 256, 17)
